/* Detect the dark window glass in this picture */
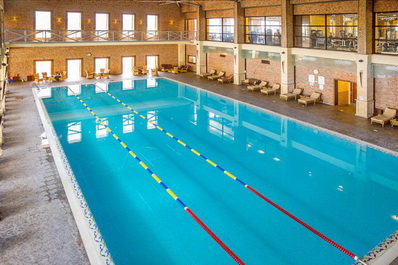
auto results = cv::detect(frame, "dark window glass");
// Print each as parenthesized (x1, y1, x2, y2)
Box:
(375, 12, 398, 54)
(245, 16, 281, 46)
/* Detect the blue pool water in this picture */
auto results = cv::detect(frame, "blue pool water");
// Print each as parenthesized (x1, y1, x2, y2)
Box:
(41, 78, 398, 265)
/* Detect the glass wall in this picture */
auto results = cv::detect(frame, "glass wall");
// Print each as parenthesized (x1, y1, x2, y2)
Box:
(206, 18, 234, 42)
(375, 12, 398, 54)
(245, 16, 281, 46)
(295, 14, 358, 52)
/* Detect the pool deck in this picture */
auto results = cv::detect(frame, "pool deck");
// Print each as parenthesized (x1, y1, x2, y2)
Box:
(0, 72, 397, 265)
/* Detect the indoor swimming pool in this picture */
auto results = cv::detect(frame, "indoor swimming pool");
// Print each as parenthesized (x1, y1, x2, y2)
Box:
(39, 78, 398, 265)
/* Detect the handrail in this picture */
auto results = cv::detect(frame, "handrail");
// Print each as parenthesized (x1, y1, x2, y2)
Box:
(4, 29, 197, 43)
(0, 50, 9, 156)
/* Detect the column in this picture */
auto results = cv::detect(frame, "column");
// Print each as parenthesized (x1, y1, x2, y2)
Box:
(234, 1, 245, 44)
(280, 0, 295, 94)
(177, 43, 186, 67)
(197, 5, 206, 42)
(356, 0, 374, 118)
(233, 44, 245, 85)
(195, 40, 207, 75)
(355, 55, 374, 118)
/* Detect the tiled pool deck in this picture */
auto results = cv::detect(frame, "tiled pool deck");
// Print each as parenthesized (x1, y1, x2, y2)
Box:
(1, 72, 397, 265)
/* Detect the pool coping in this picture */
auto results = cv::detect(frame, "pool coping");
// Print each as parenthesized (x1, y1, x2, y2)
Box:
(33, 86, 113, 265)
(36, 78, 398, 265)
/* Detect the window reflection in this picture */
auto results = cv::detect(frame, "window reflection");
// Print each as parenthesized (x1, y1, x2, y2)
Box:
(206, 18, 234, 42)
(245, 16, 281, 46)
(147, 111, 157, 130)
(96, 118, 108, 138)
(122, 80, 134, 90)
(123, 114, 134, 133)
(95, 82, 108, 93)
(208, 112, 234, 141)
(147, 78, 157, 88)
(67, 122, 82, 143)
(67, 84, 81, 95)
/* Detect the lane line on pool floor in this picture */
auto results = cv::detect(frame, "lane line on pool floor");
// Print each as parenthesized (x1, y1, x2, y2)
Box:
(67, 86, 245, 265)
(94, 82, 368, 265)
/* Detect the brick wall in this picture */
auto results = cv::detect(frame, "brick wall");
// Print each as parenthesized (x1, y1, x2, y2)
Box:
(375, 78, 398, 110)
(4, 0, 183, 31)
(245, 6, 282, 17)
(8, 44, 178, 79)
(186, 44, 197, 72)
(245, 59, 281, 86)
(207, 53, 234, 76)
(295, 65, 356, 105)
(293, 1, 358, 15)
(374, 0, 398, 12)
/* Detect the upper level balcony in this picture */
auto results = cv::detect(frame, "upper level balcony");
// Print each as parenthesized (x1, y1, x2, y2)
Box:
(4, 30, 197, 45)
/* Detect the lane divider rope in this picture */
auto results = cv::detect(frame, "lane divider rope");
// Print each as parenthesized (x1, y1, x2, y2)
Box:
(67, 86, 245, 265)
(94, 82, 367, 265)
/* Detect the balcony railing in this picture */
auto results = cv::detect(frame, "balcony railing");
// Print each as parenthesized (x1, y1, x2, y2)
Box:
(4, 30, 197, 44)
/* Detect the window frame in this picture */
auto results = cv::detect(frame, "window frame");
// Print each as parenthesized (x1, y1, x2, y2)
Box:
(294, 13, 358, 52)
(244, 16, 282, 46)
(374, 11, 398, 55)
(206, 17, 235, 43)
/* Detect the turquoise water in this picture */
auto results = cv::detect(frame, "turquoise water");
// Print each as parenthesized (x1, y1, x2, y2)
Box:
(42, 78, 398, 265)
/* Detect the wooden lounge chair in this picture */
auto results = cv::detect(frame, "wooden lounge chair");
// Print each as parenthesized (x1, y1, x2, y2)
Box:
(370, 107, 397, 127)
(171, 67, 179, 74)
(59, 71, 67, 81)
(41, 72, 49, 81)
(280, 88, 303, 101)
(34, 73, 44, 83)
(151, 68, 159, 76)
(133, 66, 141, 76)
(261, 83, 281, 95)
(247, 81, 268, 92)
(208, 71, 225, 81)
(297, 92, 322, 106)
(141, 65, 148, 75)
(85, 70, 94, 79)
(179, 65, 188, 73)
(102, 69, 110, 79)
(199, 69, 216, 78)
(218, 74, 234, 83)
(160, 64, 173, 72)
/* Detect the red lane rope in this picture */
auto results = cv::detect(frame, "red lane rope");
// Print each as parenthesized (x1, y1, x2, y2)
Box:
(186, 208, 245, 265)
(246, 186, 356, 259)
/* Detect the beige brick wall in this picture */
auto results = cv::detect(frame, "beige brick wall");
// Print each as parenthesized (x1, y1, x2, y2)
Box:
(374, 0, 398, 12)
(206, 10, 234, 18)
(375, 78, 398, 110)
(4, 0, 183, 31)
(186, 44, 197, 72)
(207, 53, 234, 76)
(241, 0, 281, 8)
(295, 65, 356, 105)
(293, 1, 358, 15)
(8, 44, 178, 79)
(245, 7, 282, 17)
(246, 59, 281, 86)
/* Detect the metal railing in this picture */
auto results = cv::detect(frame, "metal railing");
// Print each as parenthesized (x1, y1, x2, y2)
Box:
(0, 52, 8, 156)
(4, 30, 197, 44)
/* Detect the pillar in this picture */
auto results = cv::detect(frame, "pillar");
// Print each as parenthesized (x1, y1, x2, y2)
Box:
(280, 0, 295, 94)
(197, 5, 206, 42)
(177, 43, 186, 67)
(234, 1, 245, 44)
(233, 44, 245, 85)
(195, 40, 207, 75)
(355, 0, 374, 118)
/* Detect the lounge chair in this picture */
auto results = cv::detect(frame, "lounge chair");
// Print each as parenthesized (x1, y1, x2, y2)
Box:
(208, 71, 225, 81)
(160, 64, 173, 72)
(102, 69, 110, 79)
(242, 79, 259, 86)
(297, 92, 322, 106)
(280, 88, 303, 101)
(85, 70, 94, 79)
(370, 107, 397, 127)
(171, 66, 180, 74)
(247, 81, 268, 92)
(218, 74, 234, 83)
(260, 83, 281, 95)
(141, 65, 148, 75)
(133, 66, 141, 76)
(34, 73, 44, 83)
(151, 68, 159, 76)
(41, 72, 49, 81)
(179, 65, 188, 73)
(199, 69, 216, 78)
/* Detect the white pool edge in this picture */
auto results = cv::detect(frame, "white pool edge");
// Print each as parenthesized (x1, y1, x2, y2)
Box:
(33, 87, 113, 265)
